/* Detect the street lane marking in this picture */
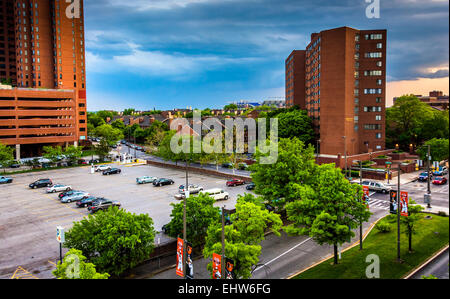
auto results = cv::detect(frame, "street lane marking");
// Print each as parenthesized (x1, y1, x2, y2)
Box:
(254, 237, 313, 272)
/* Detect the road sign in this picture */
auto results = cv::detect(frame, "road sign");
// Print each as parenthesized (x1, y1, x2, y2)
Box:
(56, 226, 65, 243)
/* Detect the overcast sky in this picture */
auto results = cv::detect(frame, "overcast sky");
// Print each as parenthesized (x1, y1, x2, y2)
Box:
(84, 0, 449, 111)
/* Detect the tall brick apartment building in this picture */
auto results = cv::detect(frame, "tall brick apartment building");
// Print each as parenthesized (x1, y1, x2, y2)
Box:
(0, 0, 87, 159)
(286, 26, 387, 157)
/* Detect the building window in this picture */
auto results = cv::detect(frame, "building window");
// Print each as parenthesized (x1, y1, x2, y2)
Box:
(376, 133, 382, 139)
(376, 115, 382, 121)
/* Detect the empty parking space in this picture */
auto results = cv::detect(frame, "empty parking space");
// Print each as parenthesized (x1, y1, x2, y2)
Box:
(0, 163, 250, 279)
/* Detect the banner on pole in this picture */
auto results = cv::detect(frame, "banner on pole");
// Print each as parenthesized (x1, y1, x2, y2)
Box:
(185, 242, 194, 279)
(212, 253, 222, 279)
(56, 226, 65, 243)
(389, 190, 398, 214)
(225, 258, 236, 279)
(176, 238, 184, 277)
(400, 191, 409, 217)
(362, 186, 370, 208)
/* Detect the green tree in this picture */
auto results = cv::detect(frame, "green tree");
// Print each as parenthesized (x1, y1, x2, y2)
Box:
(63, 206, 156, 276)
(401, 200, 424, 253)
(87, 112, 106, 128)
(123, 108, 136, 116)
(166, 193, 220, 247)
(93, 139, 111, 161)
(0, 142, 15, 173)
(275, 110, 315, 145)
(94, 124, 124, 145)
(111, 119, 126, 131)
(96, 110, 117, 122)
(417, 138, 449, 162)
(224, 103, 238, 110)
(284, 164, 371, 264)
(63, 145, 83, 165)
(43, 145, 63, 165)
(250, 137, 318, 209)
(53, 249, 110, 279)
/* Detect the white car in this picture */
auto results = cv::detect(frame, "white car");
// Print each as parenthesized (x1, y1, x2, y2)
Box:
(47, 184, 72, 193)
(95, 165, 112, 172)
(178, 184, 204, 194)
(200, 188, 229, 201)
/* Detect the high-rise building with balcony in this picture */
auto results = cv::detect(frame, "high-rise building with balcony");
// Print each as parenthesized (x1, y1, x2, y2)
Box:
(0, 0, 87, 159)
(286, 26, 387, 157)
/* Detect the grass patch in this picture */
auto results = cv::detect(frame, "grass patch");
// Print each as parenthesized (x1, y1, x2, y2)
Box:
(294, 213, 449, 279)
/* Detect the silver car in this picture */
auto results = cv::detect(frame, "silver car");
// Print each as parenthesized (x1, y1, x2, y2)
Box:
(95, 165, 112, 172)
(361, 181, 391, 194)
(178, 184, 204, 194)
(136, 176, 158, 184)
(46, 184, 72, 193)
(61, 191, 90, 203)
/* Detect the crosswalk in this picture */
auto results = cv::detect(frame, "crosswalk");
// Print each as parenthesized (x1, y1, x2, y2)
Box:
(368, 198, 390, 210)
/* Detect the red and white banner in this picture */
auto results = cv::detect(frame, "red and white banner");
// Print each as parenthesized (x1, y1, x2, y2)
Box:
(362, 186, 370, 208)
(176, 238, 184, 277)
(212, 253, 222, 279)
(400, 191, 409, 217)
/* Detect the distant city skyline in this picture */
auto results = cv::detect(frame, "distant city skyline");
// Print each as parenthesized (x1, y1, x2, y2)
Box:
(84, 0, 449, 111)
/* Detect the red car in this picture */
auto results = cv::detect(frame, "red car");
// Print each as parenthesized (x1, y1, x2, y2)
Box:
(226, 179, 245, 187)
(432, 177, 447, 185)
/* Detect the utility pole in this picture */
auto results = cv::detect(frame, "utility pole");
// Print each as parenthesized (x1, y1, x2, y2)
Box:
(221, 206, 226, 279)
(397, 163, 401, 262)
(359, 160, 363, 250)
(183, 158, 189, 279)
(427, 144, 431, 207)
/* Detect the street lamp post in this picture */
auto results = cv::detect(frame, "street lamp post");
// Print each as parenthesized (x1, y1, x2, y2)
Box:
(221, 206, 226, 279)
(426, 145, 431, 208)
(343, 136, 347, 178)
(397, 163, 401, 262)
(183, 159, 189, 279)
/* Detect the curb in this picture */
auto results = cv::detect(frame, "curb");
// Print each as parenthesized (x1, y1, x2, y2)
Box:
(403, 244, 449, 279)
(286, 216, 385, 279)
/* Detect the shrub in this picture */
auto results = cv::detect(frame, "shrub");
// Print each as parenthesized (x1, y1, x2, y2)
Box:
(437, 211, 448, 217)
(375, 221, 392, 233)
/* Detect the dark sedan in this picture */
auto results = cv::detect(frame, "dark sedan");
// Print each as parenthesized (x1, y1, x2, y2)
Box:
(76, 197, 106, 208)
(102, 168, 121, 175)
(153, 178, 175, 187)
(418, 172, 433, 182)
(29, 178, 52, 189)
(246, 182, 256, 190)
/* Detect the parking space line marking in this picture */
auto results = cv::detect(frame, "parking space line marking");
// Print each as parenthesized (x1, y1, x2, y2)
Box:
(10, 266, 38, 279)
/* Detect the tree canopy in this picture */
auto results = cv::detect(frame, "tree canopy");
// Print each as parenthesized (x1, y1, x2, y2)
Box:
(53, 248, 110, 279)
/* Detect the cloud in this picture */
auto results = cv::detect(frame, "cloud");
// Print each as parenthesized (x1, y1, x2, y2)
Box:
(87, 42, 261, 79)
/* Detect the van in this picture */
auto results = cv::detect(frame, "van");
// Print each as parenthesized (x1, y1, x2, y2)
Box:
(200, 188, 229, 201)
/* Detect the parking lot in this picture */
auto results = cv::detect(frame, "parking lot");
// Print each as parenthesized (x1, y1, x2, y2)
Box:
(0, 163, 250, 279)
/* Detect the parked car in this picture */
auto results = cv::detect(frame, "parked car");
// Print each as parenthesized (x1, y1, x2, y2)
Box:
(222, 162, 234, 168)
(29, 178, 52, 189)
(10, 162, 21, 168)
(76, 197, 106, 208)
(88, 200, 121, 213)
(433, 167, 448, 176)
(95, 165, 111, 172)
(200, 188, 229, 201)
(153, 178, 175, 187)
(360, 180, 391, 193)
(59, 189, 81, 199)
(136, 176, 158, 184)
(246, 182, 256, 190)
(161, 224, 169, 234)
(102, 168, 121, 175)
(238, 163, 249, 170)
(178, 184, 204, 194)
(432, 176, 448, 185)
(61, 191, 90, 203)
(136, 146, 144, 151)
(226, 178, 245, 187)
(0, 176, 13, 184)
(46, 184, 72, 193)
(418, 172, 433, 182)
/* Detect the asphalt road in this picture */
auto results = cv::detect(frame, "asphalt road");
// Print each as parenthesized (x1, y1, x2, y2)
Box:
(410, 248, 449, 279)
